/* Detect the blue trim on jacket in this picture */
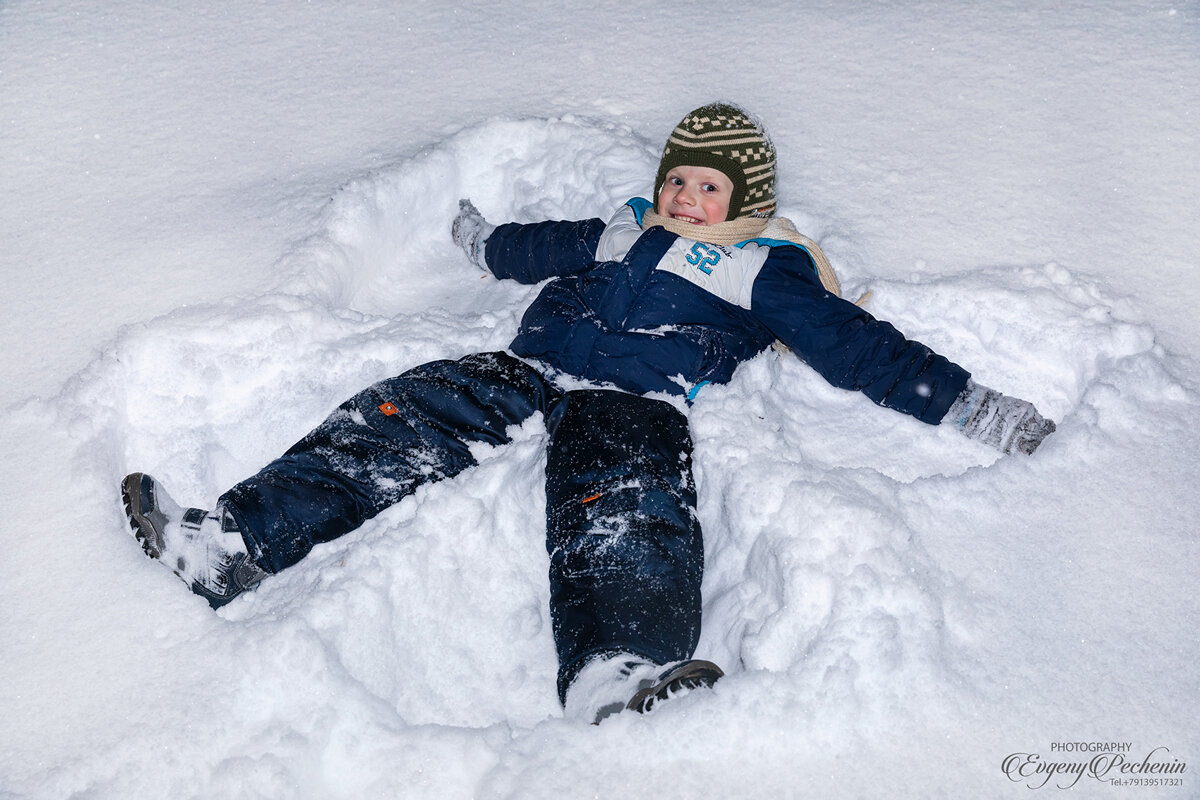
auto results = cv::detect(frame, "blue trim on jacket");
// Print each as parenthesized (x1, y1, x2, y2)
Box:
(626, 197, 653, 225)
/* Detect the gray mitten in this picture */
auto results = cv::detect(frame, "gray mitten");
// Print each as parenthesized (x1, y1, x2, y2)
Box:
(944, 380, 1056, 455)
(451, 199, 495, 271)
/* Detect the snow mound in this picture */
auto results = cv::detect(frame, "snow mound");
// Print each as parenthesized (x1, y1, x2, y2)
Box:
(275, 115, 657, 314)
(688, 257, 1185, 732)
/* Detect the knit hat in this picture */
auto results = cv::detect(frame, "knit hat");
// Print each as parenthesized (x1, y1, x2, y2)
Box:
(654, 102, 777, 221)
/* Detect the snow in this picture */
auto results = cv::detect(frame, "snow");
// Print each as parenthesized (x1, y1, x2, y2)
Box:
(2, 2, 1198, 798)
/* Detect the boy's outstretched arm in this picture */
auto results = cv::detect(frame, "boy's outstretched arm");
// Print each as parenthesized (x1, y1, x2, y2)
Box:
(752, 247, 1056, 456)
(451, 198, 606, 283)
(943, 380, 1056, 455)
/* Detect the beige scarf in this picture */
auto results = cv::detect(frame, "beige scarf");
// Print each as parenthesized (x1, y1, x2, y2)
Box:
(640, 208, 845, 299)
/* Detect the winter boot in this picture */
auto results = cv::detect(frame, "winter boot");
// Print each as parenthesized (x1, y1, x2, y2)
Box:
(565, 653, 725, 724)
(121, 472, 266, 609)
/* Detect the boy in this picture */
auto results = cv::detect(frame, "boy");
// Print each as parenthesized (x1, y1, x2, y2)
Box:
(122, 103, 1054, 723)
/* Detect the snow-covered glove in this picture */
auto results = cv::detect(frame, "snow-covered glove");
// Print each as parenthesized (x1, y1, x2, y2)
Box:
(451, 198, 495, 271)
(943, 380, 1056, 456)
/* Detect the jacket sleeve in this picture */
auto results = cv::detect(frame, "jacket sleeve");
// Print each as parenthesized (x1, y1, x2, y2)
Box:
(483, 218, 607, 284)
(750, 246, 971, 424)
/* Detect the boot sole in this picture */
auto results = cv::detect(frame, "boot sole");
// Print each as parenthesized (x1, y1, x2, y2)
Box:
(121, 472, 165, 559)
(626, 659, 725, 714)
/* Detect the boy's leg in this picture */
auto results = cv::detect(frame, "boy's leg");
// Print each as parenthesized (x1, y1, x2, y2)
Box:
(222, 351, 558, 574)
(544, 389, 704, 704)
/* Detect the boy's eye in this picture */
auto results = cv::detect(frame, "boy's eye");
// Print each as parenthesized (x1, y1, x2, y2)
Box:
(702, 183, 717, 193)
(670, 176, 683, 186)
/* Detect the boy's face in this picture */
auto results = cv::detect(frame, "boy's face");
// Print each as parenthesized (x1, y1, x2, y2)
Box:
(656, 165, 733, 225)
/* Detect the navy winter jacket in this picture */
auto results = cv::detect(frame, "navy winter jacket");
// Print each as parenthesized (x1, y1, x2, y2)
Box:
(485, 199, 970, 424)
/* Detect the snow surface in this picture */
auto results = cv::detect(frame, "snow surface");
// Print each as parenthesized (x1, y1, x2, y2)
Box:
(2, 2, 1199, 798)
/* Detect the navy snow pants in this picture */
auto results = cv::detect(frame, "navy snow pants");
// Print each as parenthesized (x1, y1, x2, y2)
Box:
(220, 352, 703, 702)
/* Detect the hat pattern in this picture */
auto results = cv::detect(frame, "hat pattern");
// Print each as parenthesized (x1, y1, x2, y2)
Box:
(655, 103, 776, 220)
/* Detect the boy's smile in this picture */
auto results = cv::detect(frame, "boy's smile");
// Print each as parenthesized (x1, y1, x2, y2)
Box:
(656, 166, 733, 225)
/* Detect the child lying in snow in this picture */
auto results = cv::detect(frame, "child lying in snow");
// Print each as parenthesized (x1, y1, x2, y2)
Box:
(122, 102, 1055, 723)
